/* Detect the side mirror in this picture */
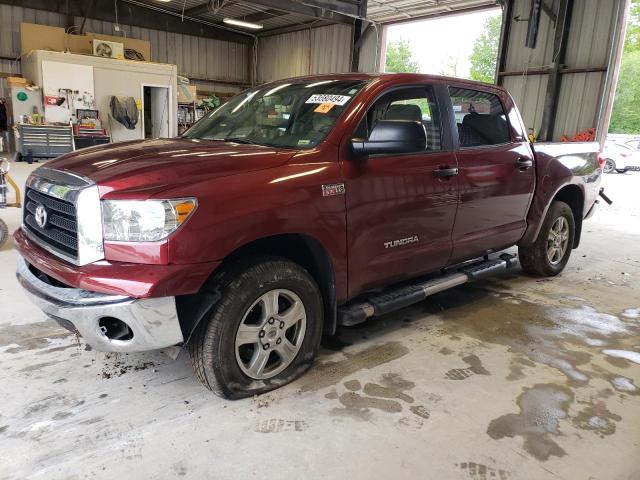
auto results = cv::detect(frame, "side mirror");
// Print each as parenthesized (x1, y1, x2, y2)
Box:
(351, 120, 427, 156)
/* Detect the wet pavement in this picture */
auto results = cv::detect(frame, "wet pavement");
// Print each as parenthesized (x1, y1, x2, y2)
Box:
(0, 162, 639, 479)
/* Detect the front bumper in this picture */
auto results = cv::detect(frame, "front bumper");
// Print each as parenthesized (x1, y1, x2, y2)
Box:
(16, 257, 184, 352)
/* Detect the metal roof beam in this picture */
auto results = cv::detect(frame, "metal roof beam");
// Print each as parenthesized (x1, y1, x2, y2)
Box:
(239, 0, 358, 24)
(184, 2, 213, 17)
(0, 0, 254, 43)
(257, 19, 334, 36)
(242, 9, 283, 22)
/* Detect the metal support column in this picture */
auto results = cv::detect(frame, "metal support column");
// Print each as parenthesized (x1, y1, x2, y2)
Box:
(538, 0, 573, 141)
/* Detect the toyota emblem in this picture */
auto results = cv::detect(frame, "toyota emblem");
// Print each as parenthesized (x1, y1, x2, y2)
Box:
(34, 204, 48, 228)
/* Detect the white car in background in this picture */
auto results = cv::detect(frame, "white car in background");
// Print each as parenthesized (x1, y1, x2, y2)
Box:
(601, 141, 640, 173)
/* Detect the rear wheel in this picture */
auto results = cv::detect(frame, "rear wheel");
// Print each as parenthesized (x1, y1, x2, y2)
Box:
(603, 159, 615, 173)
(188, 257, 323, 399)
(519, 201, 575, 276)
(616, 168, 627, 174)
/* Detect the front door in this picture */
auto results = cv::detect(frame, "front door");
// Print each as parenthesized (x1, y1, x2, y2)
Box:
(447, 86, 535, 263)
(343, 85, 459, 297)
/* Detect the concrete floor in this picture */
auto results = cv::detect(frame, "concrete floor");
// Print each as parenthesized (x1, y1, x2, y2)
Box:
(1, 159, 639, 480)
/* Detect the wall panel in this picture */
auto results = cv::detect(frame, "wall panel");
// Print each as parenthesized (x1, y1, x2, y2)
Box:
(0, 3, 249, 93)
(257, 24, 353, 83)
(500, 0, 623, 140)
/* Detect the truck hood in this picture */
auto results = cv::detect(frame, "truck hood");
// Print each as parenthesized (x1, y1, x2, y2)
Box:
(46, 138, 296, 198)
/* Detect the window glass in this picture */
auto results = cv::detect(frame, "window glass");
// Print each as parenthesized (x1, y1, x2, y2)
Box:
(449, 87, 511, 148)
(184, 80, 366, 149)
(362, 87, 442, 152)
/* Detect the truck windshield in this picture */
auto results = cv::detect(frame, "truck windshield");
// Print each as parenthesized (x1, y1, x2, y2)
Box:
(183, 80, 366, 149)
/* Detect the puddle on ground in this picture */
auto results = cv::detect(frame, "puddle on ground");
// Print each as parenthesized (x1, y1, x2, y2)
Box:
(363, 373, 415, 403)
(445, 354, 490, 381)
(327, 373, 431, 423)
(297, 341, 409, 393)
(0, 321, 72, 353)
(487, 384, 573, 461)
(420, 284, 640, 389)
(506, 357, 536, 381)
(601, 349, 640, 365)
(571, 402, 622, 437)
(611, 376, 637, 393)
(337, 391, 403, 414)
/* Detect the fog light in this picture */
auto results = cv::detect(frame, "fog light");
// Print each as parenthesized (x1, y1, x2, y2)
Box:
(99, 317, 134, 341)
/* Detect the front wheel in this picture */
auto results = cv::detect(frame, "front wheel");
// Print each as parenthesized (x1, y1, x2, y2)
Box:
(519, 201, 575, 276)
(188, 257, 323, 399)
(603, 159, 615, 173)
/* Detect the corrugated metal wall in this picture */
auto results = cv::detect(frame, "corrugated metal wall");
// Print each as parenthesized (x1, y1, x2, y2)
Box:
(358, 23, 382, 72)
(500, 0, 620, 140)
(0, 4, 249, 92)
(257, 24, 353, 83)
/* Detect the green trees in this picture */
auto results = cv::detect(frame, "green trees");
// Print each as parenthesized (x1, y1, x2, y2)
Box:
(385, 39, 420, 73)
(610, 0, 640, 133)
(469, 14, 502, 83)
(609, 52, 640, 133)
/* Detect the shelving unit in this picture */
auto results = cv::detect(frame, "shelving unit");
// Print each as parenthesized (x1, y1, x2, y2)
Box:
(177, 101, 196, 135)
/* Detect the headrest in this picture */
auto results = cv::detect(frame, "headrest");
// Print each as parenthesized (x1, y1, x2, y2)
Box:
(384, 104, 422, 122)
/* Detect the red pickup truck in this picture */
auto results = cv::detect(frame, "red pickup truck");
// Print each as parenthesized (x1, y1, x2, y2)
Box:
(15, 73, 603, 398)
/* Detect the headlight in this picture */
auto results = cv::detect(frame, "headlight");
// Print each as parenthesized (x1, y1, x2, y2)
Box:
(102, 198, 197, 242)
(0, 158, 9, 174)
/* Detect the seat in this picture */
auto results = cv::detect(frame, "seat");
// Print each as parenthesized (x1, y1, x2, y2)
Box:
(457, 123, 486, 147)
(461, 113, 510, 146)
(384, 104, 422, 122)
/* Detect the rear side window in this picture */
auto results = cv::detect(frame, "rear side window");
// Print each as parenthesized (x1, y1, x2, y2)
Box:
(449, 87, 511, 148)
(360, 86, 442, 152)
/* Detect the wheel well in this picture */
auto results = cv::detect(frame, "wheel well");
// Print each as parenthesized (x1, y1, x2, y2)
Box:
(221, 234, 337, 336)
(552, 185, 584, 248)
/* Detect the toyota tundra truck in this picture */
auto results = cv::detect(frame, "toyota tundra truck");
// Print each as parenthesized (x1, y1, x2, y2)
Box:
(15, 73, 604, 399)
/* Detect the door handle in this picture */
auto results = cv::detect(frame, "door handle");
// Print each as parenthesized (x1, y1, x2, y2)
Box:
(516, 157, 533, 170)
(433, 167, 459, 178)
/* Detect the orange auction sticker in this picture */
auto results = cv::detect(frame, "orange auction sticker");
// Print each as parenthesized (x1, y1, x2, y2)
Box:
(314, 103, 335, 113)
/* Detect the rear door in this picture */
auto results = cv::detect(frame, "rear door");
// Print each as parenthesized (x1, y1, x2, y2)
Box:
(342, 84, 459, 296)
(447, 86, 535, 264)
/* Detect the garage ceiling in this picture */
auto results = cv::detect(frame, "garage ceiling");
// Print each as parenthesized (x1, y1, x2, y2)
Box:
(366, 0, 499, 23)
(128, 0, 501, 35)
(128, 0, 361, 35)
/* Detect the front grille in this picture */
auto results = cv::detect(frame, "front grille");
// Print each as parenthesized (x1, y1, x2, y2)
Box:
(24, 187, 78, 259)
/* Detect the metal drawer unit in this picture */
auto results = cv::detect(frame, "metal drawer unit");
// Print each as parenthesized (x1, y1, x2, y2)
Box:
(16, 124, 75, 159)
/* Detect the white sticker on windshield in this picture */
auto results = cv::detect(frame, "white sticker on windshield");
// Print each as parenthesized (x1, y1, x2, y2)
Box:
(305, 94, 351, 106)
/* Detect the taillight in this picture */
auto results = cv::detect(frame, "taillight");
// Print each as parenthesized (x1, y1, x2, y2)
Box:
(597, 152, 606, 169)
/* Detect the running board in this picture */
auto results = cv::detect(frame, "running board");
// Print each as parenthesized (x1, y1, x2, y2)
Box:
(338, 253, 518, 327)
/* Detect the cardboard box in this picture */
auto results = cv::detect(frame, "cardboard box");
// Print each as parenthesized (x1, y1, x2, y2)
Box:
(7, 76, 28, 87)
(178, 85, 197, 104)
(20, 23, 152, 62)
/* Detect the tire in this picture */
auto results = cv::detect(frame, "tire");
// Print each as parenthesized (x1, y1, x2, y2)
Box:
(0, 219, 8, 248)
(188, 257, 323, 399)
(603, 159, 615, 173)
(616, 169, 627, 174)
(519, 201, 575, 277)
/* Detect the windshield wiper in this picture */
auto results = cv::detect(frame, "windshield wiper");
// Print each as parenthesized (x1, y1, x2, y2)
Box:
(223, 137, 257, 145)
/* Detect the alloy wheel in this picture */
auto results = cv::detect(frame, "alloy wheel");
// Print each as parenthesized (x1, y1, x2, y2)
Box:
(234, 289, 306, 380)
(546, 216, 570, 265)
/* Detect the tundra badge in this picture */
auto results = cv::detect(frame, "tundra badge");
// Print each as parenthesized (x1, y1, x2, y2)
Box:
(384, 236, 419, 249)
(322, 183, 346, 197)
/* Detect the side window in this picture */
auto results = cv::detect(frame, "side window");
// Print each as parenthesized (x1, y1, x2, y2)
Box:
(449, 87, 511, 148)
(363, 86, 442, 152)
